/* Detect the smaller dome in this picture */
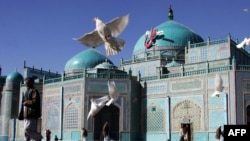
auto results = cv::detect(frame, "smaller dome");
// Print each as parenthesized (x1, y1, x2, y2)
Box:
(165, 59, 181, 67)
(64, 48, 114, 72)
(95, 61, 117, 69)
(6, 71, 23, 82)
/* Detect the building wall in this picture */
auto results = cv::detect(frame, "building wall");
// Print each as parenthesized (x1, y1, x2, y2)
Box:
(140, 72, 230, 141)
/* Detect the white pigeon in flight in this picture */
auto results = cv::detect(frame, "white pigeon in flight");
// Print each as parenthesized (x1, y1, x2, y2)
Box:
(87, 95, 109, 120)
(106, 80, 119, 106)
(236, 37, 250, 48)
(73, 14, 129, 56)
(211, 74, 224, 97)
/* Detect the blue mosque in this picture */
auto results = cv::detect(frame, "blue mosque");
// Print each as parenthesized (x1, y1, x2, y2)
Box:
(1, 7, 250, 141)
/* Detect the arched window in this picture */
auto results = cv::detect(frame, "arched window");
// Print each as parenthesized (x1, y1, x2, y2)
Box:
(64, 103, 79, 129)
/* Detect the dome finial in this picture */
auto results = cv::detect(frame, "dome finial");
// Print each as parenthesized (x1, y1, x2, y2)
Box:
(168, 5, 174, 20)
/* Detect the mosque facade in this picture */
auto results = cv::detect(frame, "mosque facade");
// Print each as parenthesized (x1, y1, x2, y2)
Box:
(1, 8, 250, 141)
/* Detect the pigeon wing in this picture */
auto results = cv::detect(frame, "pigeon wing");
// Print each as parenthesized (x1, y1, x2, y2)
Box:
(94, 95, 110, 106)
(237, 37, 248, 48)
(106, 14, 129, 37)
(73, 30, 104, 47)
(108, 80, 117, 95)
(106, 81, 119, 106)
(246, 38, 250, 46)
(87, 96, 109, 120)
(214, 74, 223, 92)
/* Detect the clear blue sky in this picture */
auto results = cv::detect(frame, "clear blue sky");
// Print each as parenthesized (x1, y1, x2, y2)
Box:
(0, 0, 249, 76)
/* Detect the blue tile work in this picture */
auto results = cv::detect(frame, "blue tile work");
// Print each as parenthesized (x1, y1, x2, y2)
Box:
(46, 107, 59, 130)
(193, 132, 209, 141)
(71, 131, 81, 140)
(209, 110, 226, 130)
(171, 133, 180, 141)
(0, 136, 8, 141)
(143, 98, 167, 132)
(207, 74, 228, 89)
(86, 131, 93, 141)
(208, 94, 226, 108)
(62, 131, 71, 140)
(120, 132, 130, 141)
(235, 72, 250, 124)
(145, 133, 167, 141)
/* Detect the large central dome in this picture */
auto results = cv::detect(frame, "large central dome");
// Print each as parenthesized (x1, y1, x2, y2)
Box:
(133, 17, 204, 56)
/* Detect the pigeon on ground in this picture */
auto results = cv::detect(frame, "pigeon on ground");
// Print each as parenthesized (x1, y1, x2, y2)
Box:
(236, 37, 250, 48)
(106, 80, 119, 106)
(211, 74, 224, 97)
(87, 95, 110, 120)
(73, 14, 129, 56)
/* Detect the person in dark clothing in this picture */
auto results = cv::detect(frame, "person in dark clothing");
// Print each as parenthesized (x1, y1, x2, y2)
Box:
(82, 128, 88, 141)
(54, 135, 58, 141)
(18, 77, 42, 141)
(46, 129, 51, 141)
(101, 121, 110, 141)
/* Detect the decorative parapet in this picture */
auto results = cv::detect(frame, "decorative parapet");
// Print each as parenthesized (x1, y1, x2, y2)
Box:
(44, 72, 129, 85)
(141, 65, 232, 81)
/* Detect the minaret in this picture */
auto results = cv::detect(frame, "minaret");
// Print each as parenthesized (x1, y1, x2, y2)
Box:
(0, 71, 23, 141)
(168, 5, 174, 20)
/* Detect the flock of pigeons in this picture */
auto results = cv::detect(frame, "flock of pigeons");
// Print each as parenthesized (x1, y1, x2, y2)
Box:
(87, 80, 119, 120)
(71, 14, 250, 104)
(72, 15, 127, 119)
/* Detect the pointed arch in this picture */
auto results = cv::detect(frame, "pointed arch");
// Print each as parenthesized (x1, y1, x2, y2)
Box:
(64, 102, 80, 129)
(172, 99, 202, 131)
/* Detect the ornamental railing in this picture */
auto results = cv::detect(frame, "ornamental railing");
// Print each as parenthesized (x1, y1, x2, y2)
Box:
(44, 72, 129, 84)
(140, 65, 232, 81)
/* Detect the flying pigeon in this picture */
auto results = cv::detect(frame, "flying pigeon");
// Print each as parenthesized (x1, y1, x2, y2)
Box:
(236, 37, 250, 48)
(87, 95, 110, 120)
(106, 80, 119, 106)
(211, 74, 224, 97)
(73, 14, 129, 56)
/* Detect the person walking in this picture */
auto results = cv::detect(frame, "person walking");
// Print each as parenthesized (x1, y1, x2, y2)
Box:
(18, 77, 43, 141)
(179, 124, 189, 141)
(179, 124, 185, 141)
(46, 129, 51, 141)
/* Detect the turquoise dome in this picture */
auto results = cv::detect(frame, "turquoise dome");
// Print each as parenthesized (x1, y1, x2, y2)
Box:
(165, 59, 181, 67)
(95, 61, 117, 69)
(6, 71, 23, 82)
(64, 48, 114, 71)
(133, 20, 204, 55)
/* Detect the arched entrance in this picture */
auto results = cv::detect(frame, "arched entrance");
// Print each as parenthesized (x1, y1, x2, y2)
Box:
(94, 104, 119, 141)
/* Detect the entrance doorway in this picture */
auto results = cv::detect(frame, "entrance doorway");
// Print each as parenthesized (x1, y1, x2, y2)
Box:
(94, 104, 119, 141)
(180, 123, 192, 141)
(247, 105, 250, 125)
